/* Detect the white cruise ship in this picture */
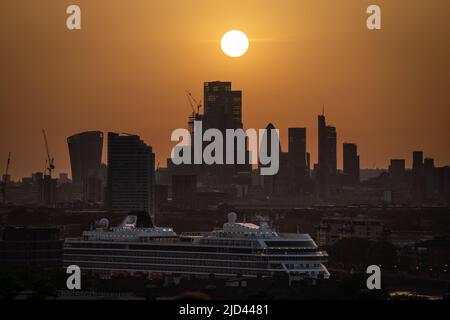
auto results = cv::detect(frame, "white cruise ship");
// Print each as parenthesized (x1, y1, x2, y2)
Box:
(64, 212, 330, 282)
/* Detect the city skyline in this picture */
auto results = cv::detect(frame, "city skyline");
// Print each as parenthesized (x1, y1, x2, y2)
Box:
(0, 1, 449, 303)
(1, 103, 449, 181)
(1, 0, 450, 179)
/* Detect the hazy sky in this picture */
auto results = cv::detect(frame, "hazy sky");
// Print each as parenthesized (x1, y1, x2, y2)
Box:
(1, 0, 449, 179)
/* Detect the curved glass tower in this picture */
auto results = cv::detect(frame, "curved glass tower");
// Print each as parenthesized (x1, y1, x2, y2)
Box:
(67, 131, 103, 186)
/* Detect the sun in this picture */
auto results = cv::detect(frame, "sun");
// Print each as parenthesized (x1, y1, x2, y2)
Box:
(221, 30, 249, 58)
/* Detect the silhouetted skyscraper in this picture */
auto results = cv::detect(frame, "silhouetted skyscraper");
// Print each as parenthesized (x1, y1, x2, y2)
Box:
(318, 114, 326, 168)
(260, 123, 281, 167)
(288, 128, 308, 192)
(413, 151, 424, 172)
(201, 81, 247, 186)
(326, 127, 337, 173)
(67, 131, 103, 186)
(318, 112, 337, 185)
(261, 123, 281, 196)
(107, 133, 155, 219)
(288, 128, 307, 169)
(203, 81, 242, 131)
(343, 143, 360, 185)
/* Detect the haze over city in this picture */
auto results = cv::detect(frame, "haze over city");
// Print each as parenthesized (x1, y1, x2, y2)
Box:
(1, 0, 449, 179)
(1, 0, 450, 306)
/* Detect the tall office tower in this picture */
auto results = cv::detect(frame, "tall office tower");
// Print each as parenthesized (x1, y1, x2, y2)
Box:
(67, 131, 103, 187)
(326, 126, 337, 173)
(261, 123, 282, 196)
(412, 151, 424, 201)
(318, 114, 327, 167)
(202, 81, 248, 186)
(413, 151, 424, 172)
(288, 128, 308, 192)
(259, 123, 282, 167)
(389, 159, 406, 179)
(203, 81, 242, 131)
(318, 113, 337, 185)
(107, 133, 155, 220)
(288, 128, 307, 169)
(85, 176, 103, 203)
(343, 143, 360, 185)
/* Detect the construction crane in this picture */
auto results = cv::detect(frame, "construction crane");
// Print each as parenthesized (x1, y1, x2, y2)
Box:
(186, 91, 203, 115)
(186, 91, 203, 135)
(42, 129, 55, 177)
(1, 152, 11, 205)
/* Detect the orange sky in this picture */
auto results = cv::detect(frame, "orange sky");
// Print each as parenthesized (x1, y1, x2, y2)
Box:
(1, 0, 449, 179)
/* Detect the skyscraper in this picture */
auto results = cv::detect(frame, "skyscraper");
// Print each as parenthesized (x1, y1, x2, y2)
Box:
(318, 114, 327, 169)
(326, 127, 337, 174)
(413, 151, 424, 172)
(343, 143, 360, 185)
(67, 131, 103, 186)
(201, 81, 247, 186)
(203, 81, 242, 131)
(288, 128, 308, 191)
(260, 123, 281, 168)
(318, 112, 337, 184)
(288, 128, 307, 170)
(107, 133, 155, 219)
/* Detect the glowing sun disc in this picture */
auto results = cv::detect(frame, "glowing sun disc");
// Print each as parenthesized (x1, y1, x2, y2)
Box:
(221, 30, 249, 57)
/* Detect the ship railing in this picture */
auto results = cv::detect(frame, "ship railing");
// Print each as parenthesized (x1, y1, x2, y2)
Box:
(180, 232, 209, 237)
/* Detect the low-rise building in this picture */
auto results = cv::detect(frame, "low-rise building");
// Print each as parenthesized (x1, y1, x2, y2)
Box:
(0, 226, 63, 270)
(317, 214, 387, 247)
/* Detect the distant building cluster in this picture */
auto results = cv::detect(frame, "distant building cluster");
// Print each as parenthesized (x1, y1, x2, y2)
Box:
(1, 81, 449, 214)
